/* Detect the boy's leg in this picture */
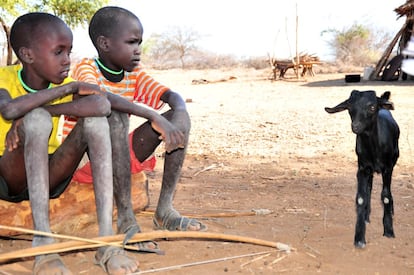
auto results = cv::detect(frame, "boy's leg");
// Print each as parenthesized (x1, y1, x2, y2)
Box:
(21, 108, 72, 275)
(23, 109, 55, 246)
(78, 117, 114, 237)
(108, 111, 162, 253)
(53, 116, 139, 273)
(77, 116, 139, 273)
(107, 111, 137, 231)
(132, 109, 206, 231)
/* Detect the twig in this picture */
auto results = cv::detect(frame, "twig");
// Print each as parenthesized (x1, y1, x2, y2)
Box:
(0, 228, 293, 263)
(305, 252, 316, 258)
(271, 254, 288, 265)
(193, 163, 224, 177)
(240, 252, 271, 268)
(303, 243, 321, 256)
(259, 176, 281, 180)
(134, 250, 274, 274)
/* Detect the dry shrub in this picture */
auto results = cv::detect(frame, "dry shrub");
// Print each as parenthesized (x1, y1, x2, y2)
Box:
(312, 62, 365, 74)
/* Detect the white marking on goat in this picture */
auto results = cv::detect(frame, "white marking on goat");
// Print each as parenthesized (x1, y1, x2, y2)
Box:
(358, 197, 364, 205)
(383, 197, 390, 204)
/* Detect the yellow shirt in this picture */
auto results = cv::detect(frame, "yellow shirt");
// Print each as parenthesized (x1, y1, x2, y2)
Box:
(0, 65, 73, 155)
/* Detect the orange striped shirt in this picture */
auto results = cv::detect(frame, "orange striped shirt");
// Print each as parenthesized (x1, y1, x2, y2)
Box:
(63, 58, 169, 138)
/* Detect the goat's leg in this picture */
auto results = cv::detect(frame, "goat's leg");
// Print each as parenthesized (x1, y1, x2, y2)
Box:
(354, 168, 371, 248)
(381, 169, 395, 238)
(365, 174, 373, 223)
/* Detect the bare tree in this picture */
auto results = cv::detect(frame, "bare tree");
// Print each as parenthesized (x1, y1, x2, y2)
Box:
(146, 26, 201, 69)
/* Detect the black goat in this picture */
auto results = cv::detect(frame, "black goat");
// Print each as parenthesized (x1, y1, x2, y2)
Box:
(325, 90, 400, 248)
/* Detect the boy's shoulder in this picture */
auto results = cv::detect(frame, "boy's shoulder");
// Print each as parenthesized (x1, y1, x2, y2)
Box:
(72, 57, 95, 69)
(0, 64, 22, 89)
(0, 64, 21, 77)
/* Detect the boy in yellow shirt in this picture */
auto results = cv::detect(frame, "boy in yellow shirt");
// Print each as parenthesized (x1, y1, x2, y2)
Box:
(0, 12, 138, 274)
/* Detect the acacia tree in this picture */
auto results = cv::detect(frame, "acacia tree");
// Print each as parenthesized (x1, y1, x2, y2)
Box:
(0, 0, 108, 64)
(322, 24, 391, 66)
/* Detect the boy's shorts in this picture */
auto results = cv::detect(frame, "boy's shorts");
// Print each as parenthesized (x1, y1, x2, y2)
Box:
(0, 155, 73, 203)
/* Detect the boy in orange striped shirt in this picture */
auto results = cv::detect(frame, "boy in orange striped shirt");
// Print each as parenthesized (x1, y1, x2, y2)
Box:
(64, 6, 207, 252)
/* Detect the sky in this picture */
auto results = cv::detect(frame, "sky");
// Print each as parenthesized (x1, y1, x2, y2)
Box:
(71, 0, 407, 61)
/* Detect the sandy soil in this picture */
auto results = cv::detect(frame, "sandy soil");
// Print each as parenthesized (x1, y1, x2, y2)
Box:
(0, 68, 414, 274)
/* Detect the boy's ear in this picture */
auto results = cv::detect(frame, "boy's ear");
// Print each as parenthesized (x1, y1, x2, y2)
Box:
(18, 47, 34, 64)
(97, 35, 110, 52)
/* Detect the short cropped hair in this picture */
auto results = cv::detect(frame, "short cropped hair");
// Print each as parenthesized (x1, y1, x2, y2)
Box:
(10, 12, 65, 59)
(89, 6, 140, 49)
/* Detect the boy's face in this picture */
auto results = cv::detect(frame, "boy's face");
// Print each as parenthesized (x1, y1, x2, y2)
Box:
(30, 23, 73, 85)
(106, 16, 143, 72)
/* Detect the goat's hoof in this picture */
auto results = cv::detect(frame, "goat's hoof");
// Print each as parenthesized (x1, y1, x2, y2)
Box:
(354, 241, 366, 249)
(383, 231, 395, 238)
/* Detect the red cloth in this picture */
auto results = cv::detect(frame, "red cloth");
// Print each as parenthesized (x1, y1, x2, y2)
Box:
(72, 132, 156, 184)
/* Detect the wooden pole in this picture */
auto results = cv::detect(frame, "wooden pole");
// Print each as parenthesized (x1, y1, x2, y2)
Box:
(295, 2, 300, 79)
(372, 23, 406, 80)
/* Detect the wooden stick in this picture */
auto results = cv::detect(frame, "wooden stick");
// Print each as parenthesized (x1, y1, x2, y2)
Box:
(139, 208, 272, 218)
(0, 227, 293, 263)
(0, 225, 139, 251)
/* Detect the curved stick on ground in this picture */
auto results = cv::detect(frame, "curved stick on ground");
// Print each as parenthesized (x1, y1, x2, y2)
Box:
(0, 224, 139, 251)
(0, 225, 293, 263)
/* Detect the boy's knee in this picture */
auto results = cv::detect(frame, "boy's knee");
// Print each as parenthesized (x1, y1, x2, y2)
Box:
(171, 109, 191, 134)
(83, 117, 110, 134)
(108, 111, 129, 132)
(23, 108, 52, 134)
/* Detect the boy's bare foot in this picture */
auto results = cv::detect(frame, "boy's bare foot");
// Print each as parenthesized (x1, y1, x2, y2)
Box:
(95, 246, 139, 275)
(33, 254, 72, 275)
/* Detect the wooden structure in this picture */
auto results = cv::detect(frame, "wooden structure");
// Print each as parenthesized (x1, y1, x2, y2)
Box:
(269, 53, 322, 80)
(372, 0, 414, 80)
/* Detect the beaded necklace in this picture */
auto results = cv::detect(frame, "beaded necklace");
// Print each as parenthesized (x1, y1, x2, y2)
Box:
(94, 58, 124, 75)
(17, 68, 52, 93)
(94, 60, 129, 97)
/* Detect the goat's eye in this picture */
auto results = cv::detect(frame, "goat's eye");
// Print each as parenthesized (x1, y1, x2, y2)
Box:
(369, 105, 376, 113)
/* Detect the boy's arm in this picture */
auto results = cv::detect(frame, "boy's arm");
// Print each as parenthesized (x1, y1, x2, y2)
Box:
(0, 89, 20, 152)
(44, 94, 111, 117)
(160, 90, 187, 111)
(0, 83, 76, 120)
(0, 82, 107, 120)
(107, 92, 161, 120)
(107, 92, 185, 152)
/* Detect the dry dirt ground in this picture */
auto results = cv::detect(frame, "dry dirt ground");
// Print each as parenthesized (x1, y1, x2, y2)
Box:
(1, 68, 414, 274)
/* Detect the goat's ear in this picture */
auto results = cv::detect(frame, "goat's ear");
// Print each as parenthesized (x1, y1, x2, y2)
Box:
(381, 91, 391, 100)
(325, 100, 349, 113)
(379, 91, 394, 110)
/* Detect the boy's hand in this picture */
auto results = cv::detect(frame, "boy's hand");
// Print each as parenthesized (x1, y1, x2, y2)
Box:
(5, 118, 22, 152)
(151, 116, 185, 153)
(77, 82, 106, 96)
